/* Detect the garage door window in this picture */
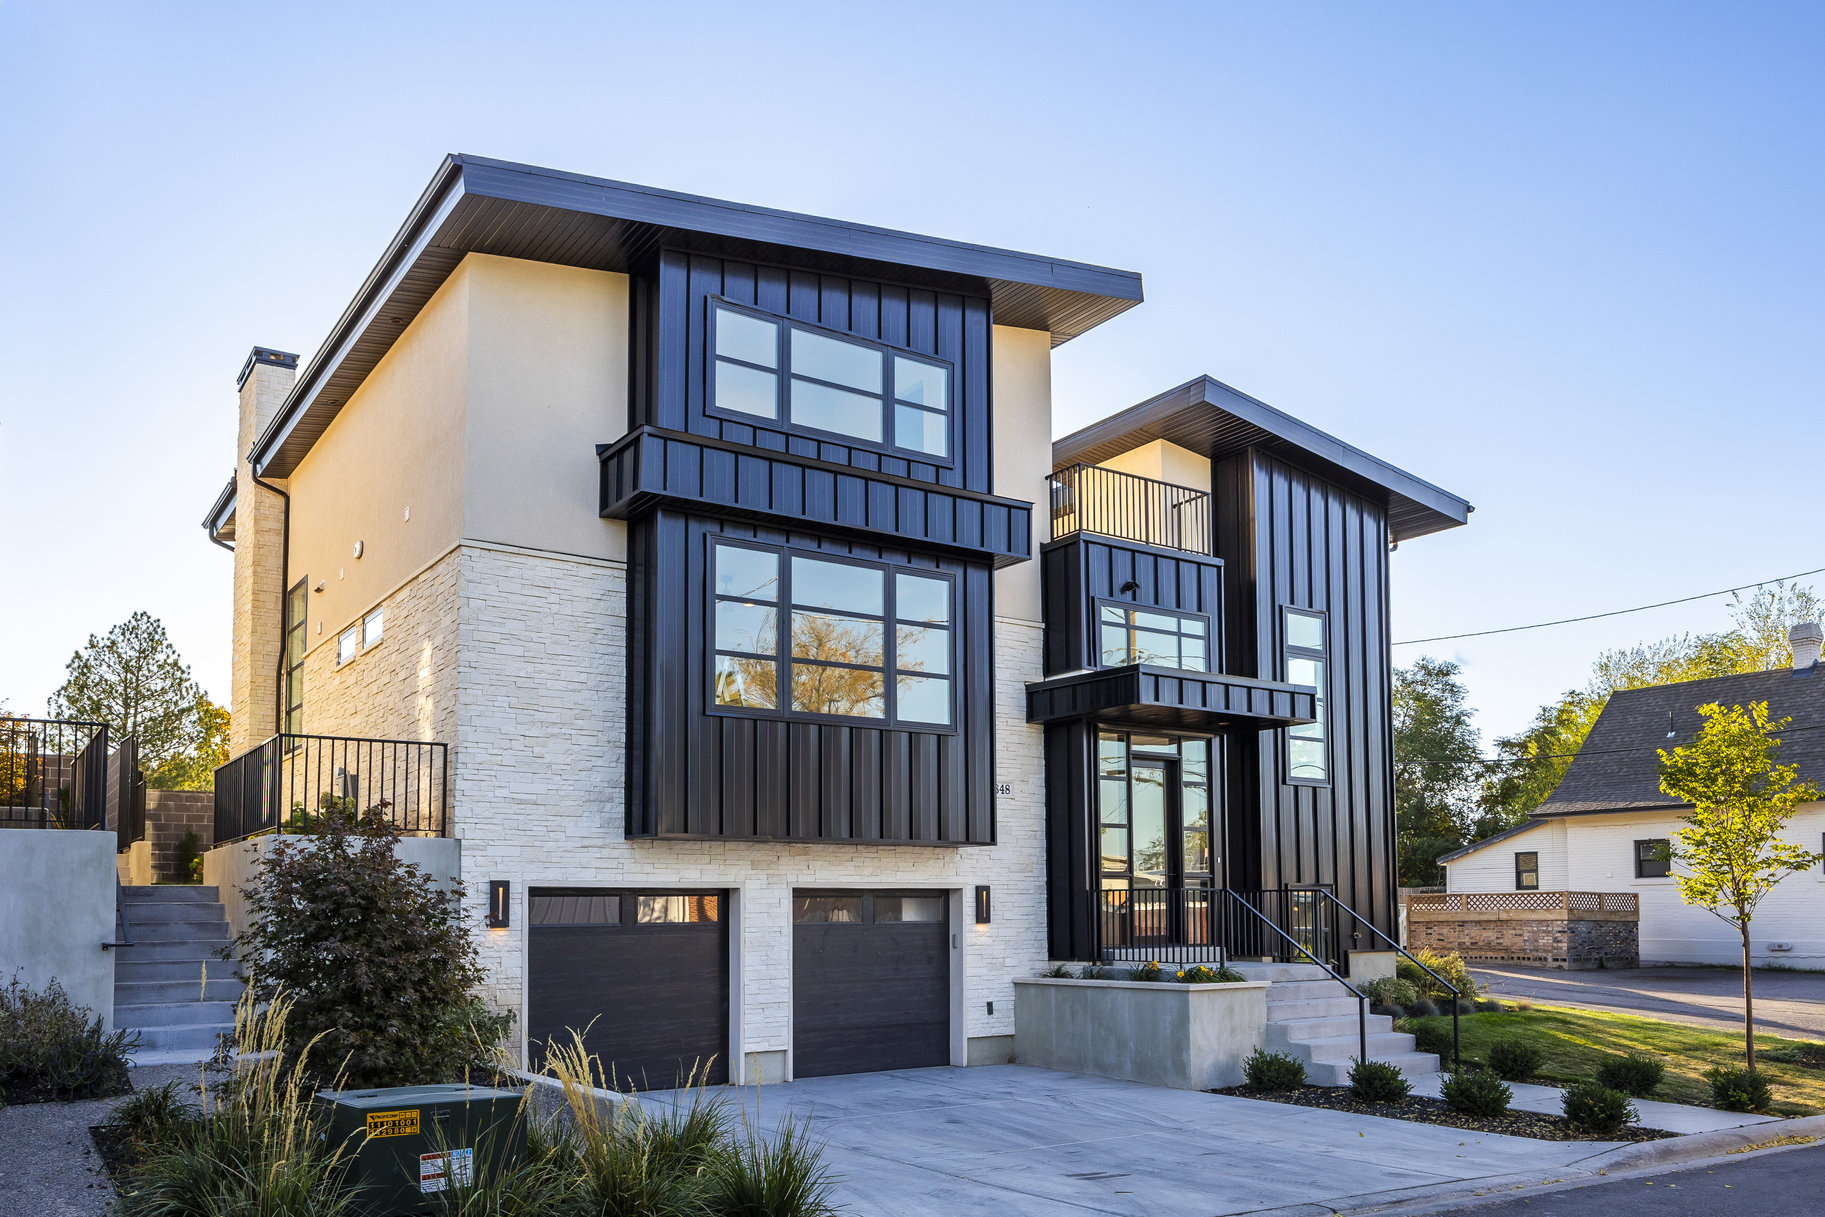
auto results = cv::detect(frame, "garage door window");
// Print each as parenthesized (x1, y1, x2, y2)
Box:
(874, 895, 945, 922)
(637, 894, 720, 923)
(794, 895, 864, 923)
(530, 894, 621, 925)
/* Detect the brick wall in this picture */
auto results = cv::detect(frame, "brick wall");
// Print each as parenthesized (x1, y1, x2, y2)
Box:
(1408, 913, 1639, 970)
(142, 790, 214, 883)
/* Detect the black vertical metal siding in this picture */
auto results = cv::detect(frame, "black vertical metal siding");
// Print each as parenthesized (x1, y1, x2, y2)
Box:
(1212, 448, 1397, 943)
(1043, 719, 1097, 959)
(627, 509, 993, 845)
(636, 251, 992, 495)
(1039, 536, 1224, 677)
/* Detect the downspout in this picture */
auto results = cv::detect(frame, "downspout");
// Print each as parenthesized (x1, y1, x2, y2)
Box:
(208, 531, 235, 554)
(251, 471, 291, 738)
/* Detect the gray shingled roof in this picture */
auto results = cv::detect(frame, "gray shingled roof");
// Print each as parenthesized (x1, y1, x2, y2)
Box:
(1535, 664, 1825, 816)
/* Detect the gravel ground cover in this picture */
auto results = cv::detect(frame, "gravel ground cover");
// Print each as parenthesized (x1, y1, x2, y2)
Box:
(1209, 1083, 1679, 1142)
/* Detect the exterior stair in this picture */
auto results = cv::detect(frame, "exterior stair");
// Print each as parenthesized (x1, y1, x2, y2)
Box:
(1233, 961, 1439, 1086)
(115, 885, 243, 1063)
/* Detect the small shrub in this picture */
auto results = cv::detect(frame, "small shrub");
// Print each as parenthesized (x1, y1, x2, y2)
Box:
(1128, 960, 1167, 982)
(1474, 998, 1505, 1013)
(1707, 1066, 1773, 1113)
(1595, 1054, 1665, 1097)
(1759, 1042, 1825, 1067)
(709, 1117, 840, 1217)
(1179, 964, 1245, 984)
(1486, 1040, 1543, 1082)
(1040, 963, 1075, 979)
(107, 1080, 200, 1152)
(1396, 949, 1479, 1001)
(175, 829, 205, 885)
(1348, 1059, 1411, 1103)
(1562, 1080, 1638, 1135)
(1441, 1068, 1511, 1117)
(1405, 1018, 1454, 1060)
(1080, 963, 1114, 980)
(1362, 976, 1419, 1015)
(1409, 994, 1440, 1019)
(0, 974, 137, 1103)
(1243, 1049, 1307, 1091)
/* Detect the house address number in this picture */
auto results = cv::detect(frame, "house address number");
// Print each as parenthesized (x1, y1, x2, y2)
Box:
(996, 782, 1013, 798)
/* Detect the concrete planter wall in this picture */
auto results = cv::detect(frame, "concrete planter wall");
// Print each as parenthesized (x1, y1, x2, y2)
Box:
(0, 829, 117, 1027)
(1013, 977, 1269, 1089)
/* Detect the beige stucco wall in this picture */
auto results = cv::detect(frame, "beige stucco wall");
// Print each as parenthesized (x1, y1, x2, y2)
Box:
(463, 254, 629, 562)
(286, 253, 629, 670)
(1098, 438, 1212, 493)
(990, 325, 1052, 624)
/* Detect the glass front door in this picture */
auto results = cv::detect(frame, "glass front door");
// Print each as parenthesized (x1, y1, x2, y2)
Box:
(1097, 732, 1219, 950)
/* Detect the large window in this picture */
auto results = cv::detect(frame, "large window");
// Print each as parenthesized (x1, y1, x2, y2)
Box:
(1097, 732, 1213, 888)
(1282, 607, 1329, 784)
(1515, 851, 1539, 890)
(1098, 603, 1209, 671)
(282, 580, 306, 737)
(709, 301, 953, 460)
(1635, 839, 1671, 879)
(710, 540, 954, 728)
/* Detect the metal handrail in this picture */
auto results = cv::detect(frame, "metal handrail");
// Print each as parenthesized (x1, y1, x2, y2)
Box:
(1222, 888, 1369, 1064)
(103, 871, 135, 951)
(1310, 887, 1460, 1072)
(1047, 462, 1213, 555)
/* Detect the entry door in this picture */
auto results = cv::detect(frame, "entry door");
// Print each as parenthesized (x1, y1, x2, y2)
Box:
(526, 889, 729, 1088)
(792, 890, 951, 1078)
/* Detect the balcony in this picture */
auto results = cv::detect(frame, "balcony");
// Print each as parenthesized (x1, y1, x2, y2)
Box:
(213, 734, 449, 845)
(1048, 462, 1211, 555)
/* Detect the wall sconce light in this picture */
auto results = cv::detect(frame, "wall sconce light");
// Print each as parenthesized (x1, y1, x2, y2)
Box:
(974, 885, 991, 925)
(486, 880, 510, 928)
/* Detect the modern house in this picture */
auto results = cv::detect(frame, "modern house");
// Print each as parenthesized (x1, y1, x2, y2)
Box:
(200, 155, 1471, 1086)
(1436, 626, 1825, 969)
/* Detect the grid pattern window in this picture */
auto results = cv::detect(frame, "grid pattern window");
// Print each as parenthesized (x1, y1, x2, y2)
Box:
(710, 541, 953, 728)
(1283, 608, 1329, 783)
(1514, 851, 1539, 890)
(1635, 839, 1671, 879)
(1096, 732, 1214, 888)
(1098, 604, 1209, 671)
(362, 607, 383, 649)
(709, 302, 953, 459)
(282, 580, 306, 736)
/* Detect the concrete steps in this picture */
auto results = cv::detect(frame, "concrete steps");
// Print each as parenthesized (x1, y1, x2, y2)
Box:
(1233, 961, 1440, 1087)
(115, 885, 242, 1062)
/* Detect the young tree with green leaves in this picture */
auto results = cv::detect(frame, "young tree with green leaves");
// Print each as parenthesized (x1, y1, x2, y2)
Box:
(47, 612, 229, 790)
(1393, 657, 1483, 885)
(1658, 701, 1822, 1071)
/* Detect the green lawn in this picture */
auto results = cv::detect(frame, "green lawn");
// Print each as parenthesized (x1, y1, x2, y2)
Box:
(1405, 1004, 1825, 1117)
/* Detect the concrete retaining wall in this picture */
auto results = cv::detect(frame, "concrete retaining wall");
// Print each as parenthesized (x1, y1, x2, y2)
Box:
(204, 834, 462, 945)
(0, 829, 117, 1028)
(1013, 977, 1269, 1089)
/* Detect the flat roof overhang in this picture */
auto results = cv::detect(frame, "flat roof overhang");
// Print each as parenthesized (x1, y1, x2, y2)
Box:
(1052, 376, 1472, 543)
(1026, 665, 1317, 730)
(250, 155, 1144, 478)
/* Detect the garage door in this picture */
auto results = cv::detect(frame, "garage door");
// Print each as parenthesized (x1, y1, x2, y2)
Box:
(792, 890, 951, 1078)
(527, 889, 728, 1088)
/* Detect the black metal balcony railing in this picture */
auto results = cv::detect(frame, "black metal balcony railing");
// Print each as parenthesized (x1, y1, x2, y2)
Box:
(1048, 463, 1212, 555)
(1091, 885, 1344, 969)
(0, 717, 109, 830)
(214, 734, 450, 846)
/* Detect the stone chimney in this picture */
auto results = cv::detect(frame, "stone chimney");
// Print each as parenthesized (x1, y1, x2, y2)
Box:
(1790, 622, 1823, 671)
(229, 347, 299, 754)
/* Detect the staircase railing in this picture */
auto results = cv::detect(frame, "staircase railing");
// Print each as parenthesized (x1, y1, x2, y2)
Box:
(1220, 888, 1368, 1063)
(1310, 886, 1460, 1071)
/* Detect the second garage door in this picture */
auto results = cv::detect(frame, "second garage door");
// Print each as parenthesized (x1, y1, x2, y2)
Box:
(792, 889, 951, 1078)
(527, 888, 728, 1088)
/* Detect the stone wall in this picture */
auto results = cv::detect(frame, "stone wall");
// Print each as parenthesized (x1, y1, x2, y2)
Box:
(1407, 893, 1639, 970)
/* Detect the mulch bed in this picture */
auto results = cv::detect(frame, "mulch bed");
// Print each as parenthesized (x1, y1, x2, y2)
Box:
(0, 1068, 131, 1106)
(89, 1123, 139, 1183)
(1210, 1084, 1679, 1142)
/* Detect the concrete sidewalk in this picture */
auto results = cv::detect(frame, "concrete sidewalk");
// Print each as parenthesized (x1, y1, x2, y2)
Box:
(1474, 965, 1825, 1039)
(652, 1065, 1643, 1217)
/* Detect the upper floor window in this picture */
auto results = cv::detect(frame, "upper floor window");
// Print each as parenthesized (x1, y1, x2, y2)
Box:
(709, 301, 953, 460)
(709, 540, 954, 728)
(1283, 607, 1328, 784)
(1098, 604, 1209, 671)
(1635, 838, 1671, 879)
(1515, 851, 1539, 890)
(283, 580, 306, 736)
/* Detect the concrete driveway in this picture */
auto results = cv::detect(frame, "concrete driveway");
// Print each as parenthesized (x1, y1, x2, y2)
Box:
(686, 1065, 1640, 1217)
(1474, 966, 1825, 1039)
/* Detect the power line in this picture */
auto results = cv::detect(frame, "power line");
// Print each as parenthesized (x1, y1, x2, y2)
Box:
(1446, 717, 1825, 769)
(1392, 566, 1825, 647)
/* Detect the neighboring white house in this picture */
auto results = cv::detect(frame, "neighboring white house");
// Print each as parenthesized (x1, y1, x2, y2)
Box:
(1441, 625, 1825, 969)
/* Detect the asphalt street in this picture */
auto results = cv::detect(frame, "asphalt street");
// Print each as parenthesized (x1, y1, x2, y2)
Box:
(1432, 1142, 1825, 1215)
(1474, 965, 1825, 1039)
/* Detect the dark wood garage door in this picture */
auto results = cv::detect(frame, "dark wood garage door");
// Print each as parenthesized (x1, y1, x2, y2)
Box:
(527, 889, 728, 1088)
(792, 890, 950, 1078)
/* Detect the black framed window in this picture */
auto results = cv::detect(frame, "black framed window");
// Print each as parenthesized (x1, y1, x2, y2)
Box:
(709, 540, 954, 729)
(1096, 732, 1214, 887)
(1515, 851, 1539, 890)
(1097, 603, 1209, 671)
(1282, 607, 1329, 784)
(282, 579, 306, 737)
(708, 300, 953, 461)
(1635, 839, 1671, 879)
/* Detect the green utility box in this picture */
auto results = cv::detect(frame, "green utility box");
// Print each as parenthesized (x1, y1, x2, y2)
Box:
(318, 1083, 527, 1214)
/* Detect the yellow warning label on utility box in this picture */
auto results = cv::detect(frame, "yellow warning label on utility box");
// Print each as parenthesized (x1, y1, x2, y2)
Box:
(366, 1109, 421, 1138)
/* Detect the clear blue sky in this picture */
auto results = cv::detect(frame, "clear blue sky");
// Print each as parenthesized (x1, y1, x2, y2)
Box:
(2, 1, 1820, 745)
